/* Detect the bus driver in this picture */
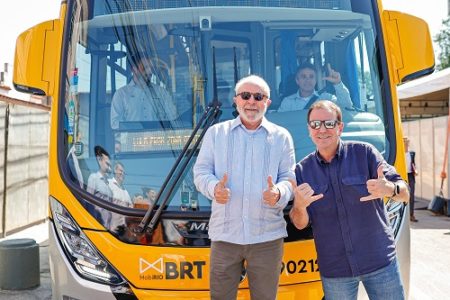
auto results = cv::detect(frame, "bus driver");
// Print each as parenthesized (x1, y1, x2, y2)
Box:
(110, 54, 177, 151)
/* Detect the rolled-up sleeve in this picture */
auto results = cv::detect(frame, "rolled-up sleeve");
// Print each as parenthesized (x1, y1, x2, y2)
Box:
(193, 127, 219, 201)
(273, 130, 296, 209)
(333, 81, 352, 108)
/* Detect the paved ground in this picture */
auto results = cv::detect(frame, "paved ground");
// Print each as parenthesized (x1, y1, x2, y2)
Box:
(409, 199, 450, 300)
(1, 199, 449, 299)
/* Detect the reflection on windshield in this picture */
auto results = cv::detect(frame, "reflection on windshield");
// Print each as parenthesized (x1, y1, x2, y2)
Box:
(63, 2, 387, 244)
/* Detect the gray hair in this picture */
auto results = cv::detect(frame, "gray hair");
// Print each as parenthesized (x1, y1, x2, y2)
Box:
(234, 75, 270, 98)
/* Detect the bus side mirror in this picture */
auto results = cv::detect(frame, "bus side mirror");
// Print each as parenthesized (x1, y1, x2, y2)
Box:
(13, 19, 61, 96)
(383, 10, 435, 84)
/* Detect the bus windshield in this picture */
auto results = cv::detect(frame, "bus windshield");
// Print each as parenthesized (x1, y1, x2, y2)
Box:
(62, 0, 388, 244)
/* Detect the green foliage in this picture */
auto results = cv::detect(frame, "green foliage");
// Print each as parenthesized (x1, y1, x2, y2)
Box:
(434, 17, 450, 70)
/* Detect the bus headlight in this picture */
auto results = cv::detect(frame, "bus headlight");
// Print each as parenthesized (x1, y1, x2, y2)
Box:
(386, 198, 405, 237)
(50, 197, 125, 285)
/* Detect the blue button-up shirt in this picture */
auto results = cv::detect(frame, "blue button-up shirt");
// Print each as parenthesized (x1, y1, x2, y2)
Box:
(194, 117, 295, 244)
(295, 141, 402, 278)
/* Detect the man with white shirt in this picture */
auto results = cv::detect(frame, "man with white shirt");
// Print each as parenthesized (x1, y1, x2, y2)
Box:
(110, 54, 177, 151)
(194, 75, 295, 300)
(278, 63, 352, 112)
(108, 161, 132, 231)
(109, 162, 132, 207)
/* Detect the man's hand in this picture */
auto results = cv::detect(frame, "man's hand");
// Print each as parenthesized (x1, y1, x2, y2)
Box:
(323, 63, 342, 85)
(214, 173, 231, 204)
(263, 176, 280, 206)
(360, 165, 394, 201)
(289, 179, 323, 210)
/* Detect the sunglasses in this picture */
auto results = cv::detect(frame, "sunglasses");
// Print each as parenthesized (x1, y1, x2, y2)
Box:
(236, 92, 267, 101)
(308, 120, 340, 130)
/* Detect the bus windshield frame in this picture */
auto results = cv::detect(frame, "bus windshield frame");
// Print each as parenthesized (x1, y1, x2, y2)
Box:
(58, 0, 395, 245)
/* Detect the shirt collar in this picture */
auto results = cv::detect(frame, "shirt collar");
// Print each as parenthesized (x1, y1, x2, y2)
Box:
(230, 116, 275, 134)
(97, 171, 109, 184)
(314, 139, 344, 164)
(296, 90, 319, 99)
(111, 177, 125, 189)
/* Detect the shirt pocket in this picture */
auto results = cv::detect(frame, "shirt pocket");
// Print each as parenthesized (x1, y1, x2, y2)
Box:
(308, 183, 333, 218)
(341, 175, 368, 200)
(308, 184, 329, 209)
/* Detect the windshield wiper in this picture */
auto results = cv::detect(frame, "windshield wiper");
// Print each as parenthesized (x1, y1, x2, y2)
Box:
(137, 102, 221, 234)
(137, 48, 222, 235)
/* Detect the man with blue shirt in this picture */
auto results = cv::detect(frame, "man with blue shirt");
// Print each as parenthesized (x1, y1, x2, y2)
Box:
(194, 75, 295, 300)
(289, 100, 409, 300)
(278, 63, 352, 112)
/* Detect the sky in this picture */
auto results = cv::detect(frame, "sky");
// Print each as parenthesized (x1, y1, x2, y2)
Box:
(0, 0, 61, 66)
(0, 0, 448, 68)
(382, 0, 449, 41)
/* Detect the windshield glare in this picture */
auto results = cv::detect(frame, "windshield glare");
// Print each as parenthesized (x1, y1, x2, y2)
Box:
(63, 0, 387, 243)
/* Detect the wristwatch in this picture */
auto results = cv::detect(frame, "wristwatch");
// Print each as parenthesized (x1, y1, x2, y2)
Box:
(391, 182, 400, 197)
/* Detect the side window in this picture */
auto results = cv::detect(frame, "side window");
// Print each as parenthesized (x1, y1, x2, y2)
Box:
(353, 31, 381, 115)
(209, 37, 251, 120)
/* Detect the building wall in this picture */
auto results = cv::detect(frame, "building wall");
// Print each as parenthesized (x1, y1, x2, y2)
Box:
(0, 101, 49, 236)
(403, 116, 450, 201)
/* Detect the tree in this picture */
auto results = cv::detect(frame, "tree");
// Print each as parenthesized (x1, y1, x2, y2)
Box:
(434, 17, 450, 70)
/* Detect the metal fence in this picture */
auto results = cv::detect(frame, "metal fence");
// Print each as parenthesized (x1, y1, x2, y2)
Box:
(0, 97, 50, 237)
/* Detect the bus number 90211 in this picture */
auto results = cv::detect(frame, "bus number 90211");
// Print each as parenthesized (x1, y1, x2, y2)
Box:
(281, 259, 319, 275)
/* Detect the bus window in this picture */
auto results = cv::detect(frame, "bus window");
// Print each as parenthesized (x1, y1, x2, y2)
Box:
(62, 1, 390, 241)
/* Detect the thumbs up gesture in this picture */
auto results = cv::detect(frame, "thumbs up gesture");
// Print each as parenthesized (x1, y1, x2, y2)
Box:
(263, 176, 280, 207)
(214, 173, 231, 204)
(360, 164, 394, 201)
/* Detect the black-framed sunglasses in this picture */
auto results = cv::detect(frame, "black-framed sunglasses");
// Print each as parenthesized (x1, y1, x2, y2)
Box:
(308, 120, 340, 130)
(236, 91, 267, 101)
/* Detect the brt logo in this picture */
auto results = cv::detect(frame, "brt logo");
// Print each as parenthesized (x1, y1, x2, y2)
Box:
(139, 257, 206, 280)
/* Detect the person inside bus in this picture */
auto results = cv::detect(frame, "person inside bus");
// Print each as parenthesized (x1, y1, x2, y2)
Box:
(277, 63, 352, 112)
(132, 193, 144, 204)
(289, 100, 409, 300)
(110, 53, 178, 151)
(109, 161, 132, 207)
(86, 145, 113, 227)
(108, 161, 133, 232)
(143, 187, 157, 206)
(194, 75, 295, 300)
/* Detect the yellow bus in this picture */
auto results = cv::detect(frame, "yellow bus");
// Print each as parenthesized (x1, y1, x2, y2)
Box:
(13, 0, 434, 299)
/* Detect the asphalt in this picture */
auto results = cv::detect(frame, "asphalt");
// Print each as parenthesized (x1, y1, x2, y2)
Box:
(0, 198, 449, 299)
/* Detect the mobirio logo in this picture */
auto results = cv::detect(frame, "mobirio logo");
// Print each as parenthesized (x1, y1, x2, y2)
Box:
(139, 257, 206, 280)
